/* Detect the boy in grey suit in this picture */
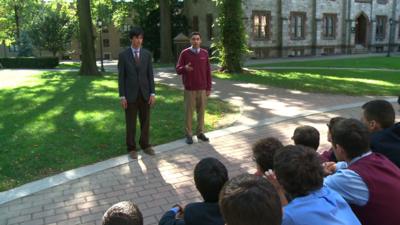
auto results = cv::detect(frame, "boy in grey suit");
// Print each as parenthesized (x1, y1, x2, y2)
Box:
(118, 27, 156, 159)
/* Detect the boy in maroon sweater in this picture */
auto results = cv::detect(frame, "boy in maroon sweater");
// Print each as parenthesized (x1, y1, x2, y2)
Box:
(176, 32, 212, 144)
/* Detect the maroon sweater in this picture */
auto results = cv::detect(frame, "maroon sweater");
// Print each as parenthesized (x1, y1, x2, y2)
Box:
(348, 153, 400, 225)
(176, 48, 212, 91)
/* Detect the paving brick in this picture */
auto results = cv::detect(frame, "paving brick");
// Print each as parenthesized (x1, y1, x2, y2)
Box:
(33, 209, 55, 219)
(68, 208, 90, 219)
(56, 217, 81, 225)
(20, 218, 45, 225)
(77, 200, 98, 210)
(80, 212, 103, 223)
(7, 214, 31, 225)
(55, 205, 77, 214)
(44, 213, 68, 224)
(89, 204, 110, 214)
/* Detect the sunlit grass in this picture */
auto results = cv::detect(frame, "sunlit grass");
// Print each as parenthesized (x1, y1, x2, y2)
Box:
(248, 56, 400, 69)
(214, 68, 400, 95)
(0, 71, 238, 191)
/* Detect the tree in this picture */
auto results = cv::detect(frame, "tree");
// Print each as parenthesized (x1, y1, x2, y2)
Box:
(17, 31, 33, 57)
(0, 0, 40, 47)
(160, 0, 174, 63)
(29, 4, 76, 57)
(77, 0, 100, 75)
(213, 0, 248, 72)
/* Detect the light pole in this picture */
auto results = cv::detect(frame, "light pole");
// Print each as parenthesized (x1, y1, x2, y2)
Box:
(97, 20, 105, 72)
(387, 18, 393, 57)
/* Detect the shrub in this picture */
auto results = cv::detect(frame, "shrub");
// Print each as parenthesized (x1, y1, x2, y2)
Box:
(0, 57, 59, 69)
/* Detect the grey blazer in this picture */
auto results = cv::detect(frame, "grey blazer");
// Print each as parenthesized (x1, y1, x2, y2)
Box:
(118, 47, 155, 103)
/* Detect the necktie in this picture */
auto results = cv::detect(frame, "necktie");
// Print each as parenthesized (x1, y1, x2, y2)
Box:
(134, 51, 140, 64)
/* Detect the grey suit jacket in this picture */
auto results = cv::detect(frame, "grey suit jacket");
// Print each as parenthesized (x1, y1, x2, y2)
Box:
(118, 47, 155, 103)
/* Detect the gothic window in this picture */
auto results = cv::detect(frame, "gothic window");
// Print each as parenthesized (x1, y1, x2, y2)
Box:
(103, 39, 110, 48)
(376, 16, 387, 40)
(323, 14, 337, 39)
(252, 11, 271, 40)
(290, 12, 306, 39)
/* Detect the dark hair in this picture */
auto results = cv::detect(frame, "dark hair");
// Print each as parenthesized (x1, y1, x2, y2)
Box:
(362, 99, 395, 129)
(190, 31, 201, 38)
(292, 125, 320, 150)
(252, 137, 284, 172)
(129, 27, 144, 39)
(327, 117, 346, 132)
(194, 157, 228, 202)
(102, 201, 143, 225)
(331, 118, 370, 159)
(274, 145, 324, 198)
(219, 174, 282, 225)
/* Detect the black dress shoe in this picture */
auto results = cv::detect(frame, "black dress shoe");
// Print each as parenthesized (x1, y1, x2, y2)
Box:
(129, 151, 138, 159)
(186, 136, 193, 144)
(197, 133, 209, 142)
(143, 146, 155, 155)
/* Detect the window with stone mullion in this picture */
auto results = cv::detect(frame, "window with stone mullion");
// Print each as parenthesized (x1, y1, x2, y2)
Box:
(376, 16, 387, 40)
(252, 11, 270, 40)
(290, 12, 305, 39)
(323, 14, 336, 39)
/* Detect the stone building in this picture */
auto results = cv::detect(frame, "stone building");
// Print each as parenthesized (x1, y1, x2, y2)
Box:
(184, 0, 400, 58)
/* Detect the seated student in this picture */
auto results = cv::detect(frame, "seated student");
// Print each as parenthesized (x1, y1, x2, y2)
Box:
(102, 201, 143, 225)
(320, 117, 345, 163)
(159, 157, 228, 225)
(361, 99, 400, 167)
(252, 137, 283, 176)
(219, 174, 282, 225)
(292, 125, 320, 150)
(274, 145, 361, 225)
(325, 118, 400, 225)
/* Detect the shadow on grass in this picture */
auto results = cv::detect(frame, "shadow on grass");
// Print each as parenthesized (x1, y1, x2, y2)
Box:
(0, 71, 237, 191)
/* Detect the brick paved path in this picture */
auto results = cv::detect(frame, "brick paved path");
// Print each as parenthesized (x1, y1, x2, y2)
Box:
(1, 105, 398, 225)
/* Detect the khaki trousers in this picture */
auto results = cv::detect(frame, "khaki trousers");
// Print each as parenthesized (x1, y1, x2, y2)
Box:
(184, 90, 207, 136)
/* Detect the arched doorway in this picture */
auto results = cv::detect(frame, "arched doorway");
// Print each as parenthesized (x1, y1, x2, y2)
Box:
(355, 14, 368, 46)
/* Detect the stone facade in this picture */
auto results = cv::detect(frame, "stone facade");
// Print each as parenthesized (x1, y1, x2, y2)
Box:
(184, 0, 400, 58)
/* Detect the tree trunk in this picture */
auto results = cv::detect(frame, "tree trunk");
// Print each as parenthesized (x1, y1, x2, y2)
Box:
(14, 5, 20, 40)
(159, 0, 174, 63)
(77, 0, 99, 75)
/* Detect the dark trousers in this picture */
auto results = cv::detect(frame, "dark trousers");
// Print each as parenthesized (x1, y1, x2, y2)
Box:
(125, 95, 150, 152)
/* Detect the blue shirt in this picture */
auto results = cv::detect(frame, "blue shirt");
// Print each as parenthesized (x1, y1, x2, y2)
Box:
(282, 186, 361, 225)
(324, 152, 371, 206)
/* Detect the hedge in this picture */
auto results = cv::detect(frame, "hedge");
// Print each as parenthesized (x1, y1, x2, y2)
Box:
(0, 57, 59, 69)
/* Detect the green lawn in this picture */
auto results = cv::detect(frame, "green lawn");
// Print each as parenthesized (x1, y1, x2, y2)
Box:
(57, 62, 174, 69)
(0, 71, 237, 191)
(248, 56, 400, 69)
(214, 68, 400, 95)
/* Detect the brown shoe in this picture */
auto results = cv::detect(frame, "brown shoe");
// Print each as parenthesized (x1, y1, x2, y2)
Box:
(129, 151, 138, 159)
(143, 147, 155, 155)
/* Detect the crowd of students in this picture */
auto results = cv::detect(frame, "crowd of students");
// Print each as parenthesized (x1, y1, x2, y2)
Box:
(100, 99, 400, 225)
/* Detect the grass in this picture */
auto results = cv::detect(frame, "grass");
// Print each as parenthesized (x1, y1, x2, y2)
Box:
(56, 62, 81, 69)
(214, 68, 400, 96)
(248, 56, 400, 69)
(57, 62, 174, 69)
(0, 71, 237, 191)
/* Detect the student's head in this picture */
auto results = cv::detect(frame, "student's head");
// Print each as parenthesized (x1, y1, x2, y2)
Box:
(331, 118, 370, 161)
(194, 157, 228, 202)
(274, 145, 324, 198)
(219, 174, 282, 225)
(292, 125, 320, 150)
(129, 27, 144, 48)
(361, 99, 395, 131)
(190, 31, 202, 49)
(102, 201, 143, 225)
(252, 137, 284, 173)
(327, 117, 346, 142)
